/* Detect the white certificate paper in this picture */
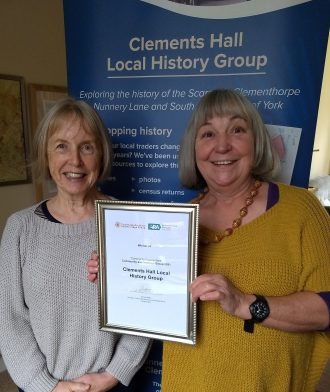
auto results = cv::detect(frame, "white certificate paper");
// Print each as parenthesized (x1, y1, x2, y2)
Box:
(96, 200, 199, 345)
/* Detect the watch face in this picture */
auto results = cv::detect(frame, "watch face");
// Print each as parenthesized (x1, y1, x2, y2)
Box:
(250, 298, 270, 322)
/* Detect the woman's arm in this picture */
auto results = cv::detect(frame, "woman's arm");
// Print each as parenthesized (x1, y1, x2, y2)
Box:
(0, 214, 59, 391)
(261, 291, 329, 331)
(190, 273, 329, 332)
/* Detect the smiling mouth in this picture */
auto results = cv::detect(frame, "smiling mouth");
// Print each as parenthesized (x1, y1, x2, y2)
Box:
(212, 160, 235, 165)
(64, 172, 85, 178)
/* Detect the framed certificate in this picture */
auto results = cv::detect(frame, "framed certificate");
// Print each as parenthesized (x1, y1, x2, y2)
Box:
(95, 200, 199, 345)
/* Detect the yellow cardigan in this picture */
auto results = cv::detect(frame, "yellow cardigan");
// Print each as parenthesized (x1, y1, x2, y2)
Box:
(162, 183, 330, 392)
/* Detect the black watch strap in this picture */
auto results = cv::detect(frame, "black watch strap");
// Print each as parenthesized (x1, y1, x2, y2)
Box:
(244, 319, 255, 333)
(244, 294, 270, 334)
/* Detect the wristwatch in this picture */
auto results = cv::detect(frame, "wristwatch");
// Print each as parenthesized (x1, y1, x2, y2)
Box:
(244, 295, 270, 333)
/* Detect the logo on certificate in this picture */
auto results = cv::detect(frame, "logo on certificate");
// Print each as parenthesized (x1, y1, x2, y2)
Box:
(148, 223, 161, 230)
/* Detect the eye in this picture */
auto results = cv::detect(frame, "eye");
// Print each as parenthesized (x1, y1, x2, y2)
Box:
(198, 127, 214, 139)
(81, 143, 95, 154)
(229, 118, 248, 135)
(55, 143, 66, 151)
(232, 126, 244, 134)
(202, 130, 214, 138)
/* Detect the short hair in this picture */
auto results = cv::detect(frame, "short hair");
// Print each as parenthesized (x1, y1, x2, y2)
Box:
(179, 89, 280, 189)
(33, 97, 113, 181)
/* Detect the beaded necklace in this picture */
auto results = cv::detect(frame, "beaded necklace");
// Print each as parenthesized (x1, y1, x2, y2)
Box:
(196, 179, 262, 243)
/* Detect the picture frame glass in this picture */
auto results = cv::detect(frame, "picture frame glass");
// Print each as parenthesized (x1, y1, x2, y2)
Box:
(96, 200, 199, 345)
(0, 74, 31, 186)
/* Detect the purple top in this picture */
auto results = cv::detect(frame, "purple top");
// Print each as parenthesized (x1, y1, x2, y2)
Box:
(266, 181, 279, 209)
(318, 292, 330, 331)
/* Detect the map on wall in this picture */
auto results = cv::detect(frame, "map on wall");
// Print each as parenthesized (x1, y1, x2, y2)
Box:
(0, 75, 30, 185)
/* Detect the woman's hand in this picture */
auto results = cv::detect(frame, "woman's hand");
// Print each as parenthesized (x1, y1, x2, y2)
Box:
(87, 251, 99, 283)
(74, 372, 119, 392)
(190, 273, 253, 319)
(52, 380, 90, 392)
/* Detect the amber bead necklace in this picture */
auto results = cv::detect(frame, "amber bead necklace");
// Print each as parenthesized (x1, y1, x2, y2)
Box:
(196, 179, 262, 243)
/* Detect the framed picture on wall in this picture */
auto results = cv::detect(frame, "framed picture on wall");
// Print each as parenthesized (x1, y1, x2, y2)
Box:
(29, 83, 67, 201)
(0, 74, 31, 186)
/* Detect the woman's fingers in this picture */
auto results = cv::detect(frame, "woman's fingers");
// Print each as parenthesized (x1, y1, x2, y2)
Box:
(87, 251, 99, 282)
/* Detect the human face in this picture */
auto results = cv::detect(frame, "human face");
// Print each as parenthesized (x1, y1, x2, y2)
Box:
(195, 115, 254, 191)
(47, 117, 101, 199)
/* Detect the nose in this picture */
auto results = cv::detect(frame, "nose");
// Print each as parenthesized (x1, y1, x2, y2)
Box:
(215, 133, 231, 152)
(69, 148, 82, 166)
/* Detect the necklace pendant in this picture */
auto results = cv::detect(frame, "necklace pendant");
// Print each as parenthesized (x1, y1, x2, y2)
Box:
(254, 180, 262, 189)
(224, 228, 233, 236)
(232, 218, 242, 228)
(240, 207, 248, 217)
(246, 196, 254, 206)
(250, 189, 258, 197)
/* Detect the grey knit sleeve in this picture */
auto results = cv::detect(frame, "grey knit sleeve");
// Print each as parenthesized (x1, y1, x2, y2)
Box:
(0, 213, 58, 392)
(106, 334, 152, 386)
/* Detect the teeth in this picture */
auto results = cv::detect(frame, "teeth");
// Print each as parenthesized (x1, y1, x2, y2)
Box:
(213, 160, 233, 165)
(65, 172, 84, 178)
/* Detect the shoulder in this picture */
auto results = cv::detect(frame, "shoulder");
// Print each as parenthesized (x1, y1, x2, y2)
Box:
(277, 182, 308, 194)
(277, 182, 329, 221)
(278, 182, 319, 204)
(1, 204, 41, 250)
(277, 182, 321, 205)
(5, 204, 40, 227)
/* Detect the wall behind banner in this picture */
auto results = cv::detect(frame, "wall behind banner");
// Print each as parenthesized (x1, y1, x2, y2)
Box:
(0, 0, 67, 238)
(63, 0, 330, 391)
(310, 33, 330, 179)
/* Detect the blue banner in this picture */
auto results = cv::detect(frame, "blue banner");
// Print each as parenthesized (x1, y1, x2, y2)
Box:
(63, 0, 329, 390)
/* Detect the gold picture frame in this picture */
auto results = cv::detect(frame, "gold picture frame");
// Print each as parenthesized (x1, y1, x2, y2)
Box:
(96, 200, 199, 345)
(29, 83, 67, 201)
(0, 74, 31, 186)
